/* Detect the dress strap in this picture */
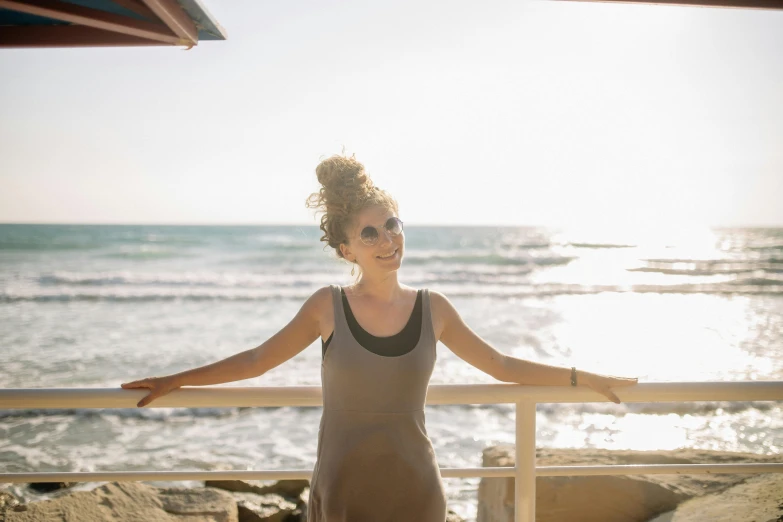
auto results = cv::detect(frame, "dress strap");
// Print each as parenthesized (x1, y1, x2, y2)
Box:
(330, 285, 348, 337)
(422, 289, 435, 342)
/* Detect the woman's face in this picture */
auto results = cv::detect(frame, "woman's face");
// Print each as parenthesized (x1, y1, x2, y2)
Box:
(340, 206, 404, 274)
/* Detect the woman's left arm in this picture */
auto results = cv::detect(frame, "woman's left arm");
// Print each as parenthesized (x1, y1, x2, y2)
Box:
(432, 291, 637, 404)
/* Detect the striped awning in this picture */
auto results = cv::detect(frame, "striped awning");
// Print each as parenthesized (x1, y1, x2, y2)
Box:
(0, 0, 226, 48)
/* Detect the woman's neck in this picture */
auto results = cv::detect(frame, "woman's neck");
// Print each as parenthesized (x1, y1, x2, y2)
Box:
(349, 273, 403, 303)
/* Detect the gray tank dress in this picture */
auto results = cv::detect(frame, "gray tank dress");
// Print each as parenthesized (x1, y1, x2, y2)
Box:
(307, 285, 447, 521)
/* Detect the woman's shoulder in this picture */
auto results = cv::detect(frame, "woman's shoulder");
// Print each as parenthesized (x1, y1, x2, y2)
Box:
(309, 285, 335, 305)
(426, 288, 449, 304)
(301, 285, 334, 316)
(420, 289, 454, 341)
(301, 286, 335, 335)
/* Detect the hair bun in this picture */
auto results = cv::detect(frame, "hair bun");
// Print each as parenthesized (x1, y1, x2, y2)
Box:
(306, 153, 398, 260)
(315, 154, 375, 200)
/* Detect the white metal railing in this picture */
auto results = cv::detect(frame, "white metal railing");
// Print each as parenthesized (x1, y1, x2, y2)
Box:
(2, 381, 783, 522)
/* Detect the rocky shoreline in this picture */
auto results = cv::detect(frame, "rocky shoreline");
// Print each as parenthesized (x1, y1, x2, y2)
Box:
(0, 478, 465, 522)
(2, 447, 782, 521)
(479, 446, 783, 522)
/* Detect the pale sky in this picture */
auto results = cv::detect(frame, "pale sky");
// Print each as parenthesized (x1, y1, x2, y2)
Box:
(1, 0, 782, 229)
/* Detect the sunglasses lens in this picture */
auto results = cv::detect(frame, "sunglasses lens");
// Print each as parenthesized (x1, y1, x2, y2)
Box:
(359, 217, 402, 245)
(360, 226, 379, 244)
(386, 217, 403, 235)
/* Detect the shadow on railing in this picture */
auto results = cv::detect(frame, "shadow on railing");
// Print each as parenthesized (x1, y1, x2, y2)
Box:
(2, 381, 782, 522)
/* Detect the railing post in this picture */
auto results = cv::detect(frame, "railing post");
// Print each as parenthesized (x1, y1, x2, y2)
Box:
(515, 400, 536, 522)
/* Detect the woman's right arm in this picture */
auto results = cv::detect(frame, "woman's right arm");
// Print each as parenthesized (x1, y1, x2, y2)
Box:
(121, 286, 330, 406)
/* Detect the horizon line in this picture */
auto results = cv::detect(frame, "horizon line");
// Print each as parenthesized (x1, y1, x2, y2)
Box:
(1, 221, 782, 229)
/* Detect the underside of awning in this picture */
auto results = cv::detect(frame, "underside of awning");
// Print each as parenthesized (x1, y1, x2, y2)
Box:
(0, 0, 226, 48)
(560, 0, 783, 8)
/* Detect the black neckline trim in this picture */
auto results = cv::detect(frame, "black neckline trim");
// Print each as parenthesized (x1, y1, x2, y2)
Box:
(341, 287, 421, 341)
(322, 288, 423, 357)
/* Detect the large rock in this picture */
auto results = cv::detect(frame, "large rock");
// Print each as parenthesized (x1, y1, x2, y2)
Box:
(478, 445, 783, 522)
(3, 481, 238, 522)
(231, 492, 296, 522)
(206, 480, 309, 499)
(206, 479, 309, 521)
(649, 473, 783, 522)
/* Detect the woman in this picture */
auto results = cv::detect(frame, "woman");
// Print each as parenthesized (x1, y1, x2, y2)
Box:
(122, 153, 637, 521)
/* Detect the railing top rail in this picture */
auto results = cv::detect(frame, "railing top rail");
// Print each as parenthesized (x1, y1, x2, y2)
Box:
(3, 463, 783, 483)
(1, 381, 781, 409)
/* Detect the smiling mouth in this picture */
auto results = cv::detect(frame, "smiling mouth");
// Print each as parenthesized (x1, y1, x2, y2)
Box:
(376, 249, 398, 259)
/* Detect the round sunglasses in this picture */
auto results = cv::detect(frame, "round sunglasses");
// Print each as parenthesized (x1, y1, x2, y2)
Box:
(359, 217, 404, 246)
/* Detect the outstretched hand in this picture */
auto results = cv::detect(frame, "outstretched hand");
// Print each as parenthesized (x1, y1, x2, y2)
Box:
(121, 376, 181, 408)
(581, 372, 638, 404)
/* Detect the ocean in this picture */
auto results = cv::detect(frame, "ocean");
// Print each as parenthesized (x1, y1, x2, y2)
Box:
(1, 223, 781, 520)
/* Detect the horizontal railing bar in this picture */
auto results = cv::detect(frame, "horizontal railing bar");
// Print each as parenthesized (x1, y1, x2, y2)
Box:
(536, 463, 783, 476)
(0, 470, 313, 483)
(1, 382, 782, 409)
(0, 467, 516, 483)
(3, 463, 782, 483)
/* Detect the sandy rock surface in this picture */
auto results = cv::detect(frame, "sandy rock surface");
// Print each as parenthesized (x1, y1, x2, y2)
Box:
(2, 482, 238, 522)
(478, 445, 783, 522)
(649, 472, 783, 522)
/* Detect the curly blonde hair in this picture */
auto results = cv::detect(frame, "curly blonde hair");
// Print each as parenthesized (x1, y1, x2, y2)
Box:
(306, 153, 399, 261)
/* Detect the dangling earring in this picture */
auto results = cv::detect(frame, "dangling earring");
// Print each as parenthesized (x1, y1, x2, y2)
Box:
(351, 264, 355, 276)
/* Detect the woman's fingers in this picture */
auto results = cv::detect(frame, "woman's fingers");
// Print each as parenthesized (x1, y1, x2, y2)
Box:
(120, 378, 161, 407)
(137, 392, 155, 408)
(592, 386, 622, 404)
(604, 389, 622, 404)
(584, 374, 638, 403)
